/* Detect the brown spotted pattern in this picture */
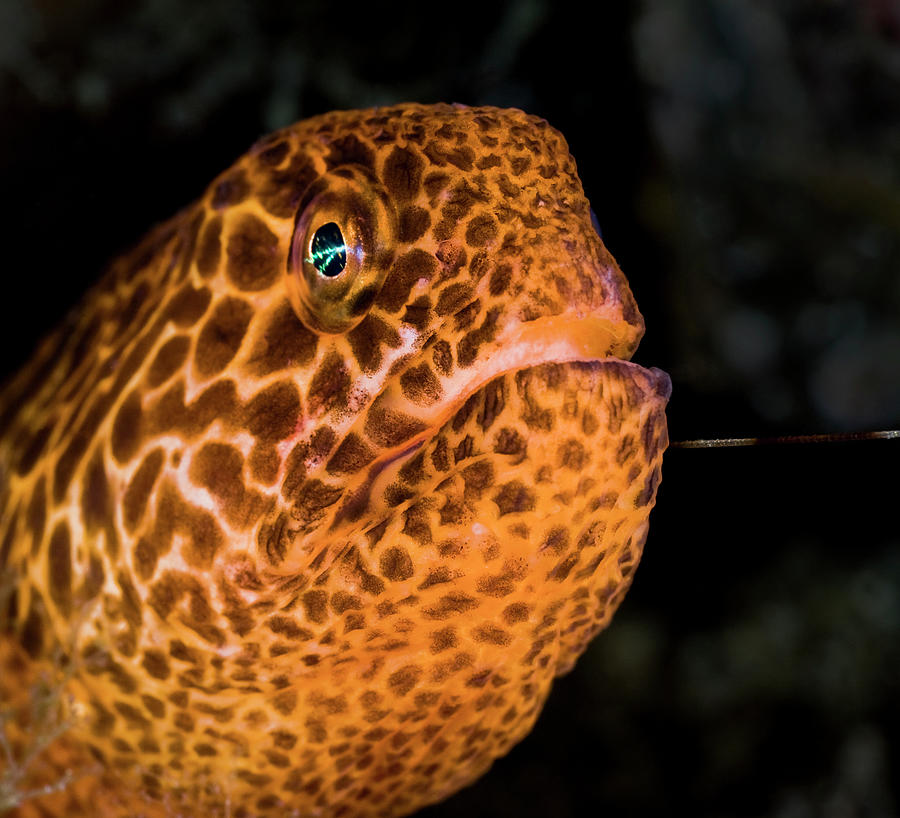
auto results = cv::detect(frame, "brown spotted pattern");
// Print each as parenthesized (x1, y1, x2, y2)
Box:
(0, 104, 669, 818)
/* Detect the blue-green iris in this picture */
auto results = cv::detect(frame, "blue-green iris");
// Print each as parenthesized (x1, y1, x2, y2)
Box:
(308, 222, 347, 277)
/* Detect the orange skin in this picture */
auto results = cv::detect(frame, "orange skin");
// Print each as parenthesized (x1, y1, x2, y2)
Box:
(0, 104, 669, 817)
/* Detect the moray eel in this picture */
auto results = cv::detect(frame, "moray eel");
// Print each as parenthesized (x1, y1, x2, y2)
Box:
(0, 103, 669, 817)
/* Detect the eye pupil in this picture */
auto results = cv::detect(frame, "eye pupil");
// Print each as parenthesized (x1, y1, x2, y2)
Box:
(308, 222, 347, 277)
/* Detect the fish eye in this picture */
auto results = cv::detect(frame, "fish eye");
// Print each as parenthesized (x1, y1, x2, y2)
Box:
(288, 169, 395, 334)
(308, 222, 347, 278)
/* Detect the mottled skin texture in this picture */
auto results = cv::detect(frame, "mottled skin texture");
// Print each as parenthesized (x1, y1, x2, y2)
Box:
(0, 104, 669, 817)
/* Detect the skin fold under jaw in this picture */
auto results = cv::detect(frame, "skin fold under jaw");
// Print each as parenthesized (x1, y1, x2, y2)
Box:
(0, 103, 669, 818)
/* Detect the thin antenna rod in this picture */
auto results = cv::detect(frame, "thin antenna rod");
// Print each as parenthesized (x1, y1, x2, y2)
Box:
(671, 430, 900, 449)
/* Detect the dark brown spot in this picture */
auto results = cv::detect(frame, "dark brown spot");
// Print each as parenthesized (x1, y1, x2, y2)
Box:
(149, 379, 239, 439)
(472, 624, 512, 646)
(247, 300, 318, 376)
(307, 350, 351, 415)
(398, 205, 431, 242)
(196, 215, 222, 278)
(453, 299, 481, 331)
(225, 213, 280, 291)
(435, 282, 475, 317)
(478, 378, 506, 432)
(402, 295, 431, 330)
(141, 694, 166, 720)
(271, 730, 298, 750)
(53, 408, 112, 503)
(489, 262, 513, 297)
(400, 363, 442, 406)
(493, 480, 536, 516)
(417, 566, 451, 589)
(257, 139, 289, 166)
(548, 553, 579, 582)
(383, 146, 424, 201)
(123, 448, 164, 531)
(249, 443, 279, 484)
(509, 155, 531, 175)
(376, 249, 437, 313)
(272, 689, 297, 715)
(117, 317, 172, 403)
(425, 141, 475, 172)
(435, 241, 467, 283)
(134, 537, 158, 581)
(326, 134, 375, 170)
(451, 394, 479, 431)
(243, 381, 301, 442)
(365, 403, 427, 448)
(291, 478, 342, 524)
(194, 297, 253, 378)
(301, 590, 328, 624)
(326, 433, 376, 475)
(438, 496, 465, 526)
(387, 665, 422, 697)
(142, 649, 171, 681)
(432, 340, 452, 376)
(422, 592, 478, 620)
(115, 701, 150, 729)
(146, 336, 190, 388)
(423, 170, 450, 200)
(145, 482, 225, 573)
(558, 438, 589, 471)
(165, 284, 212, 327)
(331, 592, 362, 614)
(461, 461, 494, 499)
(211, 168, 250, 209)
(502, 602, 529, 625)
(398, 450, 426, 485)
(476, 558, 527, 598)
(257, 151, 318, 218)
(380, 547, 413, 582)
(429, 627, 457, 653)
(540, 526, 570, 555)
(347, 314, 402, 374)
(457, 307, 501, 368)
(190, 442, 267, 528)
(465, 214, 498, 247)
(81, 451, 111, 534)
(266, 616, 313, 640)
(111, 390, 143, 464)
(15, 422, 52, 475)
(21, 596, 45, 658)
(263, 750, 290, 769)
(47, 521, 71, 616)
(476, 153, 502, 169)
(27, 477, 46, 556)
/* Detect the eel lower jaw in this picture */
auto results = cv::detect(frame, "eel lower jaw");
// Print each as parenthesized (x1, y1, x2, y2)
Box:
(279, 313, 667, 577)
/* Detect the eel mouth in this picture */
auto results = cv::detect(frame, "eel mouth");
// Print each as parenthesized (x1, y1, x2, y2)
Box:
(427, 313, 646, 417)
(375, 312, 669, 453)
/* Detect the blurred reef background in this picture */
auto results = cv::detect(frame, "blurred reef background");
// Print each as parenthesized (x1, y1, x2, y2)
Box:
(1, 0, 899, 815)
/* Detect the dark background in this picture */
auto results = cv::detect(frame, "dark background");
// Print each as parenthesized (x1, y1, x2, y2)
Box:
(1, 1, 899, 815)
